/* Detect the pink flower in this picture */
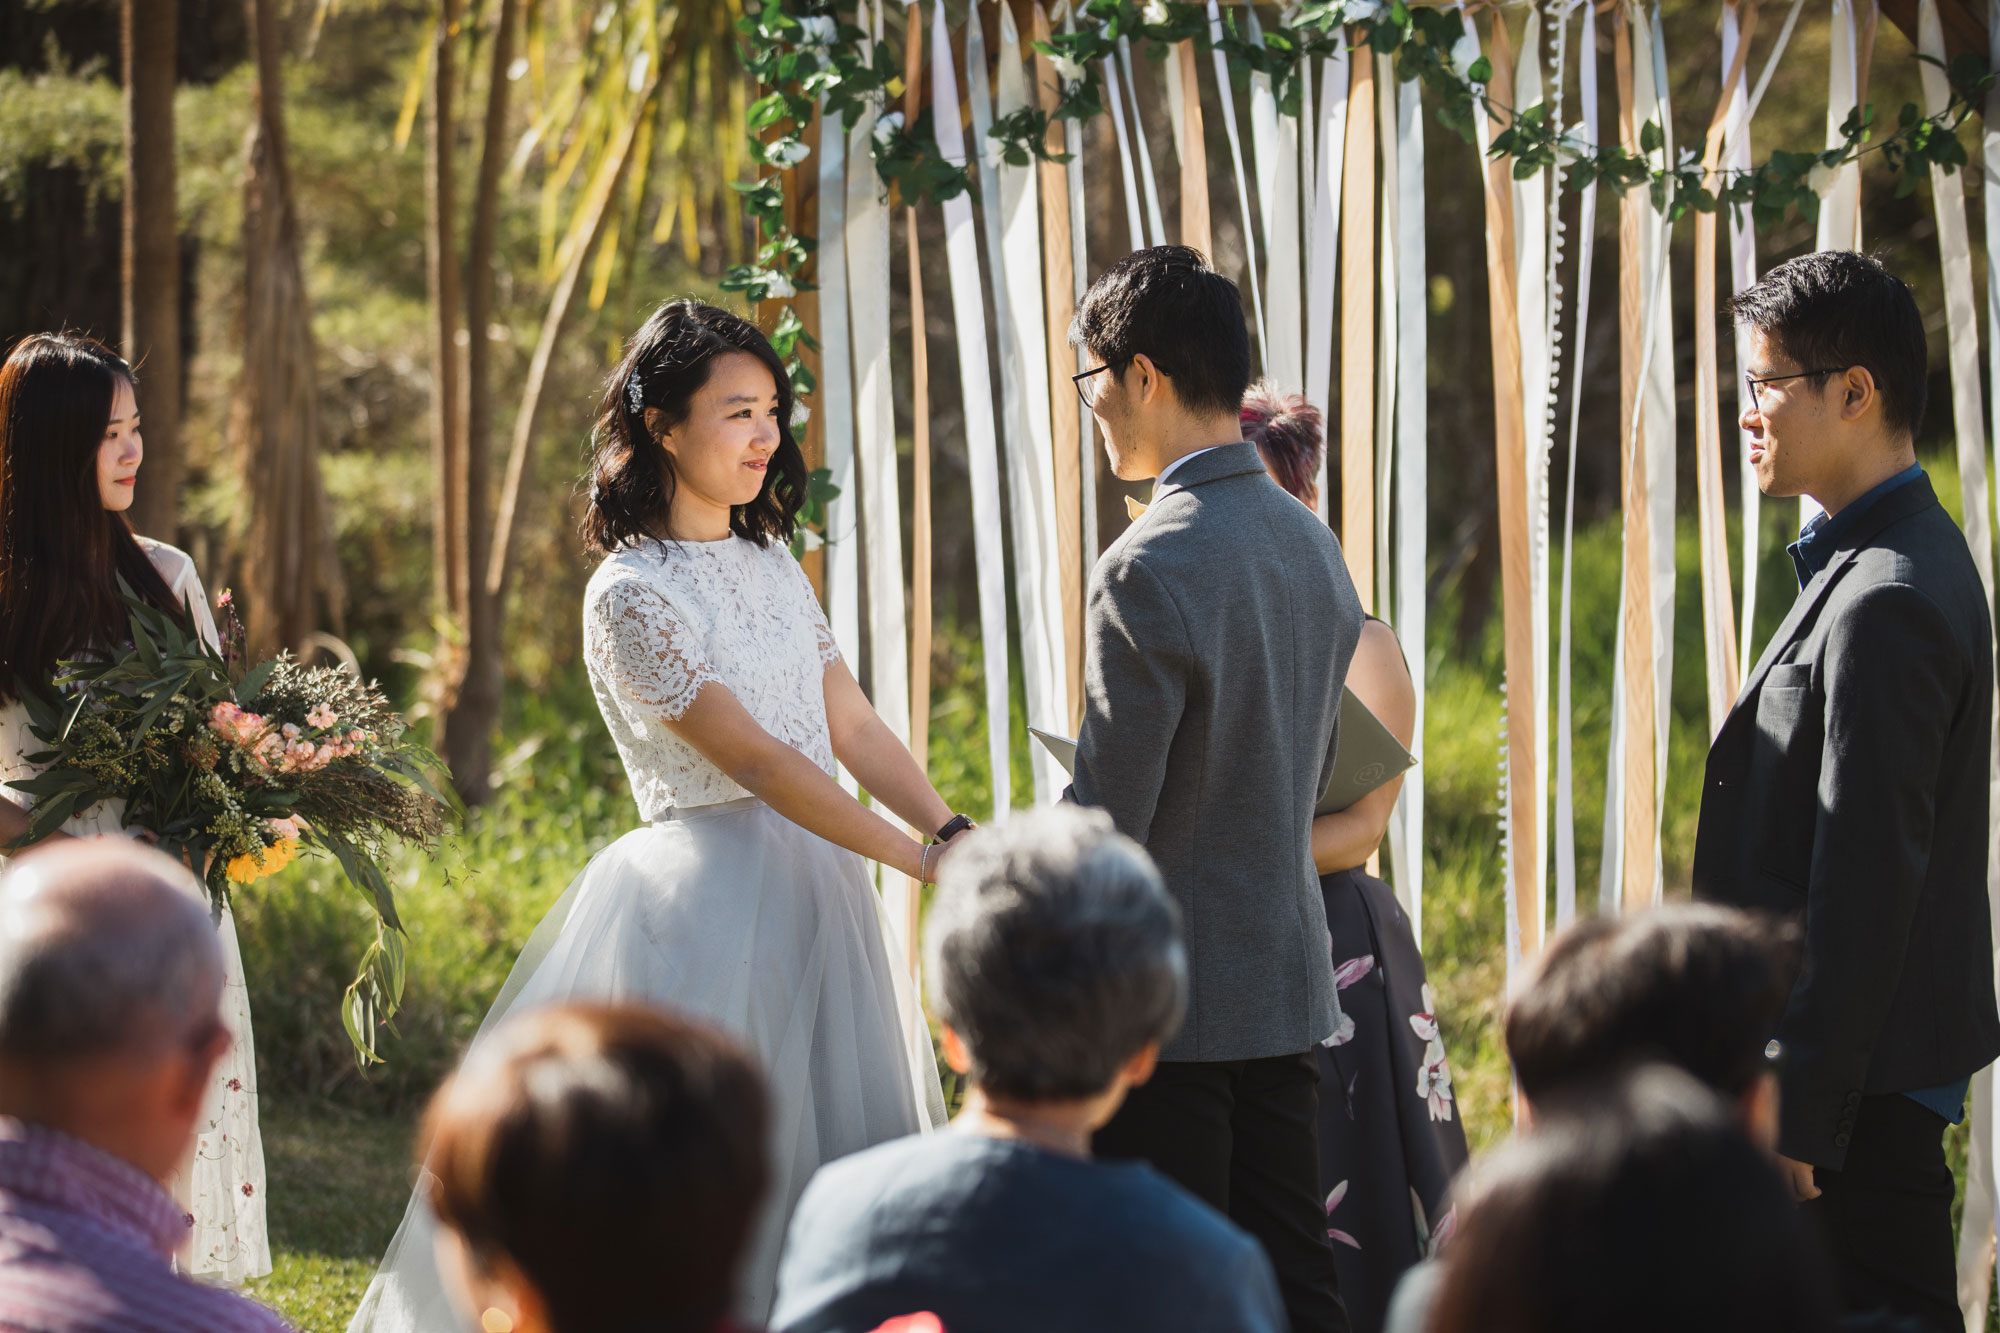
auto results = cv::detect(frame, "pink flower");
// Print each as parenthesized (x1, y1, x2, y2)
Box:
(281, 723, 301, 740)
(866, 1317, 944, 1333)
(1324, 1181, 1361, 1250)
(215, 589, 233, 607)
(240, 1182, 254, 1197)
(226, 1078, 242, 1092)
(307, 704, 338, 730)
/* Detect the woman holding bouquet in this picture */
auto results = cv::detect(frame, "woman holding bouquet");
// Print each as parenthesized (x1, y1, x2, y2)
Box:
(354, 299, 959, 1329)
(0, 332, 269, 1282)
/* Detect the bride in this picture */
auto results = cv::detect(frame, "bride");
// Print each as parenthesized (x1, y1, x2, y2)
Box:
(0, 332, 269, 1282)
(353, 299, 957, 1328)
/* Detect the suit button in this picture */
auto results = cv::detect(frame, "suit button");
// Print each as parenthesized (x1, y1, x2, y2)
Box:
(1834, 1133, 1852, 1148)
(1845, 1092, 1862, 1107)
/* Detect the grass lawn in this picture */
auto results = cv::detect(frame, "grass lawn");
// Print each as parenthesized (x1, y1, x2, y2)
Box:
(245, 1097, 417, 1333)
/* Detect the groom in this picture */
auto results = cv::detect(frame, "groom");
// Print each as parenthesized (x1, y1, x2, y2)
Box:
(1064, 246, 1361, 1333)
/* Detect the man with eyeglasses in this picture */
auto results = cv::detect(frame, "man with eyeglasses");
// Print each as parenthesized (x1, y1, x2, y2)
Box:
(1063, 245, 1361, 1333)
(1692, 249, 1998, 1331)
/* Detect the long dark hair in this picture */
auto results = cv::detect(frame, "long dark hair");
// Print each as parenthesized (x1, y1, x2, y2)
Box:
(583, 300, 808, 554)
(0, 333, 183, 705)
(1240, 380, 1323, 505)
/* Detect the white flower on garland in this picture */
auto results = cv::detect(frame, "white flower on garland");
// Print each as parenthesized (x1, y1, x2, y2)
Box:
(1449, 25, 1483, 85)
(767, 138, 812, 169)
(1142, 0, 1170, 26)
(765, 272, 798, 300)
(796, 13, 837, 45)
(1051, 51, 1086, 86)
(1343, 0, 1383, 21)
(1807, 160, 1840, 198)
(873, 110, 905, 152)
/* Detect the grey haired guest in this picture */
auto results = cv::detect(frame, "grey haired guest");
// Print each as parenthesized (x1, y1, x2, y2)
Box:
(770, 806, 1286, 1333)
(0, 840, 289, 1331)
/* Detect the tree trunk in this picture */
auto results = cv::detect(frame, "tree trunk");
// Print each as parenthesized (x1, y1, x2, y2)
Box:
(235, 0, 344, 657)
(426, 0, 466, 743)
(122, 0, 184, 541)
(441, 0, 521, 805)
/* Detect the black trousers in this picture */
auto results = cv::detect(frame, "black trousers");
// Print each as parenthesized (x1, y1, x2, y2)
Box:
(1093, 1052, 1350, 1333)
(1801, 1092, 1959, 1332)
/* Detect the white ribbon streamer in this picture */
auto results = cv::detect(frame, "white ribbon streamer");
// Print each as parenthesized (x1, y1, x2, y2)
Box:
(1118, 38, 1169, 246)
(1639, 2, 1676, 906)
(1725, 0, 1761, 687)
(818, 99, 860, 678)
(1248, 8, 1303, 394)
(935, 1, 1015, 823)
(1804, 0, 1861, 533)
(1375, 52, 1397, 626)
(845, 1, 909, 760)
(1101, 55, 1149, 252)
(1210, 0, 1265, 362)
(998, 6, 1071, 801)
(1390, 67, 1427, 939)
(1554, 0, 1597, 931)
(1304, 47, 1349, 520)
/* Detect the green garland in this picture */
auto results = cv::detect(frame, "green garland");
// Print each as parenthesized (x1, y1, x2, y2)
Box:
(728, 0, 1995, 384)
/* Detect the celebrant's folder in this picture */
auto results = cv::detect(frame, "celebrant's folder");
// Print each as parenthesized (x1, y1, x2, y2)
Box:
(1029, 688, 1416, 815)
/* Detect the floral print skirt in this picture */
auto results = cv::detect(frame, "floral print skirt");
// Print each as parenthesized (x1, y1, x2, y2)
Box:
(1315, 868, 1469, 1333)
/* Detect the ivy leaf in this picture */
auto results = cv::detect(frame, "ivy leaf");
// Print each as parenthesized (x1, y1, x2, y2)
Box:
(1466, 55, 1491, 84)
(1639, 119, 1663, 155)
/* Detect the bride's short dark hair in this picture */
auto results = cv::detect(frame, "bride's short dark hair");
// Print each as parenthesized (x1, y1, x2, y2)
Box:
(582, 300, 808, 554)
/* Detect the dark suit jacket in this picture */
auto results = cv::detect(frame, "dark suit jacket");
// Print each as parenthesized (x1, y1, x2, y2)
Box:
(1067, 443, 1363, 1062)
(1692, 475, 2000, 1169)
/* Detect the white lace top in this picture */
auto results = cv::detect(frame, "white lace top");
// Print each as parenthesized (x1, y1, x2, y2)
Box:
(583, 535, 842, 818)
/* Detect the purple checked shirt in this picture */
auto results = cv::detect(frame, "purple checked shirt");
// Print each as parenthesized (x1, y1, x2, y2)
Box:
(0, 1119, 290, 1332)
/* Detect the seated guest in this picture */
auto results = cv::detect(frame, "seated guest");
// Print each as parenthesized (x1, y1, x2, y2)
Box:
(1383, 905, 1795, 1333)
(1427, 1063, 1838, 1333)
(420, 1002, 770, 1333)
(770, 807, 1285, 1333)
(0, 840, 287, 1331)
(1242, 379, 1470, 1332)
(1504, 904, 1795, 1144)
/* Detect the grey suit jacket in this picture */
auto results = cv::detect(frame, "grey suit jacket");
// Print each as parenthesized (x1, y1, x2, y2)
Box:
(1068, 443, 1362, 1062)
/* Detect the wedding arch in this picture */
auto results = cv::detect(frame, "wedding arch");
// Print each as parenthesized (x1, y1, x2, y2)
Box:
(729, 0, 2000, 1318)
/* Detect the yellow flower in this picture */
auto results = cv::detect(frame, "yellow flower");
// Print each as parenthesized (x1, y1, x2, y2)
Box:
(226, 837, 300, 885)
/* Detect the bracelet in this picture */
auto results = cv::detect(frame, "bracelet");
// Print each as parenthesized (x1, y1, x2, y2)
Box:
(919, 842, 934, 881)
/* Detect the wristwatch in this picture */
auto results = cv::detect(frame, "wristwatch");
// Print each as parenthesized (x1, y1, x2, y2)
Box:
(934, 813, 975, 843)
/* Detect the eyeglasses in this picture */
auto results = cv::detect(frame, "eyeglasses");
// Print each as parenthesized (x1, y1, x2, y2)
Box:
(1073, 363, 1114, 410)
(1744, 367, 1844, 408)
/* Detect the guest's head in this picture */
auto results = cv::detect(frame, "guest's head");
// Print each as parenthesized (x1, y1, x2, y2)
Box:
(423, 1002, 769, 1333)
(0, 839, 229, 1183)
(1726, 251, 1926, 510)
(583, 298, 809, 553)
(1070, 246, 1252, 481)
(1427, 1063, 1837, 1333)
(1240, 381, 1324, 510)
(1505, 905, 1793, 1147)
(0, 332, 184, 704)
(926, 807, 1185, 1132)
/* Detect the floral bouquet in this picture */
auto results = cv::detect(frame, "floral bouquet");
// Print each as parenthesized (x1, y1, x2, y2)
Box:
(6, 583, 453, 1065)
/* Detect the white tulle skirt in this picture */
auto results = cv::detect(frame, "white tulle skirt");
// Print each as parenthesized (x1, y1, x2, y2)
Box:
(348, 798, 945, 1331)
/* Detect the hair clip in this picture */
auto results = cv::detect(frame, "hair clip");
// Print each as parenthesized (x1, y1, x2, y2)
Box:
(625, 373, 646, 415)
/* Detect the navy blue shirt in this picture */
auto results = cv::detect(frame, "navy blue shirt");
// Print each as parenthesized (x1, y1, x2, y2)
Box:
(771, 1133, 1287, 1333)
(1788, 463, 1925, 589)
(1782, 464, 1966, 1124)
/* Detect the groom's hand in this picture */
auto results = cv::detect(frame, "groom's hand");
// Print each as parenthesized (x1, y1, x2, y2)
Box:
(1775, 1153, 1820, 1202)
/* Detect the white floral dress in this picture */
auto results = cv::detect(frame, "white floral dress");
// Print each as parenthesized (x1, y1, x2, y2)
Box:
(351, 534, 943, 1331)
(0, 538, 270, 1284)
